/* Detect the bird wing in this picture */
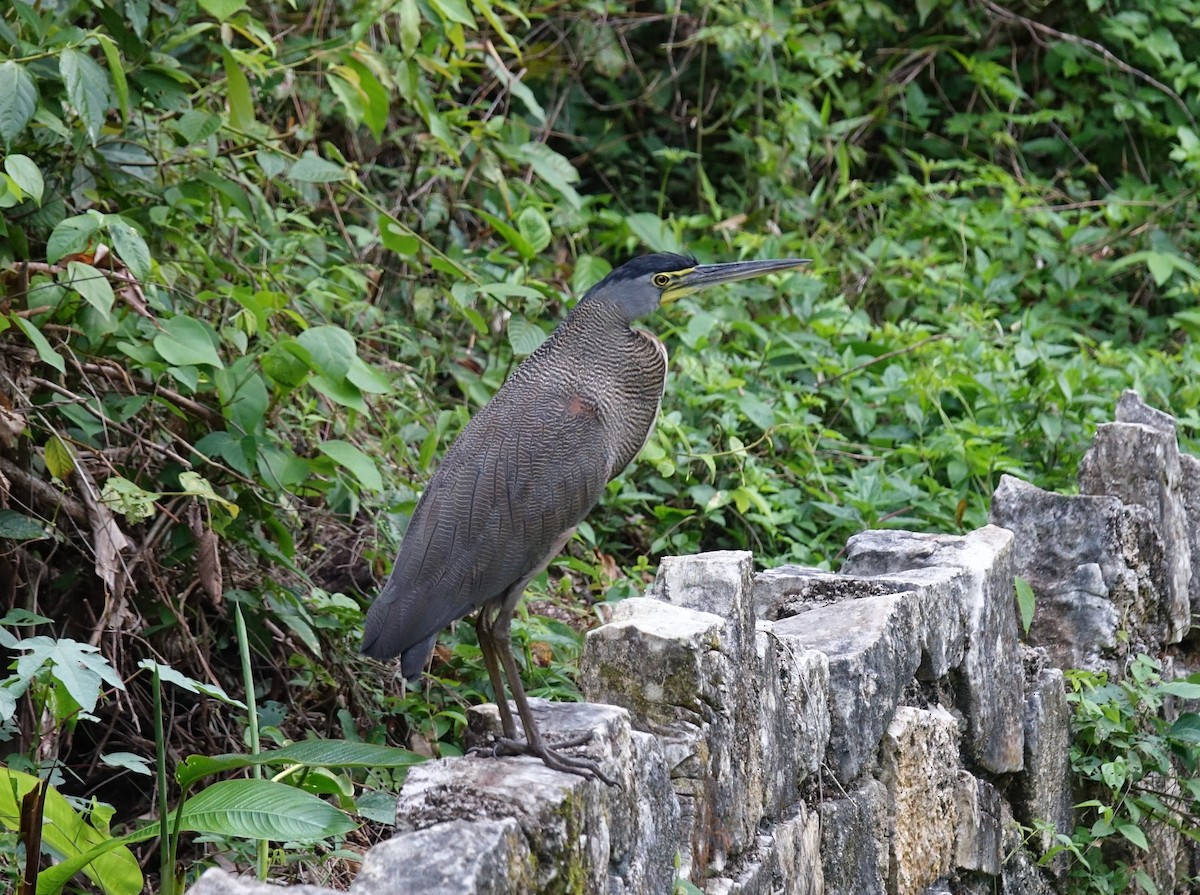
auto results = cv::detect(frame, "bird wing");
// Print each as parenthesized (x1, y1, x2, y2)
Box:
(361, 387, 613, 665)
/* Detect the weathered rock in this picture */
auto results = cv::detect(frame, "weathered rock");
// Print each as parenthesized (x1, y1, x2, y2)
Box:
(707, 804, 823, 895)
(352, 818, 533, 895)
(773, 592, 920, 784)
(187, 870, 337, 895)
(579, 593, 747, 879)
(879, 705, 962, 895)
(1079, 391, 1192, 641)
(754, 622, 830, 819)
(1180, 452, 1200, 620)
(755, 563, 966, 680)
(1001, 839, 1058, 895)
(397, 699, 677, 895)
(1014, 660, 1072, 878)
(841, 526, 1024, 774)
(954, 772, 1004, 877)
(991, 474, 1169, 671)
(820, 778, 889, 895)
(651, 550, 757, 663)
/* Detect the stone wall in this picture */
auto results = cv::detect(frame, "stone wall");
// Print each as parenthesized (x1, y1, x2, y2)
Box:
(190, 392, 1199, 895)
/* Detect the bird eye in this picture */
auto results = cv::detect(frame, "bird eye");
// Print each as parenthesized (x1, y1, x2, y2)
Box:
(652, 273, 671, 287)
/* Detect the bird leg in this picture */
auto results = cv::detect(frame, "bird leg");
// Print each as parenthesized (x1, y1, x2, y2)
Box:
(475, 606, 616, 786)
(475, 606, 518, 740)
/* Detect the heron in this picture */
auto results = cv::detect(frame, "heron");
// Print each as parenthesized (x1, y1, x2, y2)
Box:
(363, 252, 811, 780)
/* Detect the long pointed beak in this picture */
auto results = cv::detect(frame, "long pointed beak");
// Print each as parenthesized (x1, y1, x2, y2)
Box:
(664, 257, 811, 302)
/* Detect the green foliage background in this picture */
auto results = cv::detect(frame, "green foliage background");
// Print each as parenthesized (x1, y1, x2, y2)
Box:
(1, 0, 1199, 888)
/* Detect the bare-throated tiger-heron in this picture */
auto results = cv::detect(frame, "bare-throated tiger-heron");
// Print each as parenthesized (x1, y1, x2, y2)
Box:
(362, 252, 811, 781)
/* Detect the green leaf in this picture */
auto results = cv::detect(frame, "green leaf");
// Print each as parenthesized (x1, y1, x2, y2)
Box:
(199, 0, 247, 20)
(1158, 681, 1200, 699)
(137, 658, 245, 707)
(100, 475, 160, 522)
(153, 316, 223, 368)
(398, 0, 421, 54)
(517, 207, 551, 254)
(221, 48, 255, 132)
(66, 261, 115, 317)
(178, 470, 240, 517)
(0, 768, 143, 895)
(0, 509, 49, 541)
(625, 212, 682, 253)
(176, 740, 426, 789)
(4, 154, 43, 204)
(59, 48, 112, 144)
(95, 34, 129, 123)
(1115, 819, 1149, 851)
(572, 255, 611, 295)
(288, 151, 348, 183)
(514, 142, 581, 208)
(475, 208, 534, 259)
(380, 215, 419, 257)
(507, 315, 547, 356)
(43, 434, 76, 480)
(0, 61, 38, 145)
(10, 314, 65, 373)
(319, 440, 383, 491)
(1013, 576, 1036, 635)
(105, 216, 152, 279)
(47, 213, 102, 263)
(1168, 713, 1200, 744)
(178, 779, 356, 842)
(428, 0, 475, 26)
(297, 324, 356, 382)
(100, 752, 154, 776)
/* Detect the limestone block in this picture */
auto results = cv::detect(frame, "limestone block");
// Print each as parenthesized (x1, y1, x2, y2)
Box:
(820, 778, 889, 895)
(841, 526, 1024, 774)
(1015, 662, 1072, 878)
(1079, 391, 1192, 641)
(773, 593, 920, 785)
(707, 804, 823, 895)
(187, 870, 337, 895)
(953, 772, 1004, 876)
(396, 699, 678, 895)
(879, 706, 961, 895)
(650, 550, 757, 663)
(755, 623, 830, 818)
(755, 563, 966, 679)
(991, 475, 1169, 671)
(1181, 452, 1200, 619)
(579, 596, 749, 877)
(352, 818, 533, 895)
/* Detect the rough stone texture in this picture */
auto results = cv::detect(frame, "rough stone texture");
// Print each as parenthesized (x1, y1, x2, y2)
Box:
(754, 622, 830, 819)
(755, 563, 966, 681)
(841, 526, 1024, 774)
(397, 699, 678, 895)
(879, 706, 961, 895)
(991, 474, 1168, 671)
(773, 592, 920, 785)
(706, 805, 823, 895)
(187, 871, 338, 895)
(1181, 452, 1200, 620)
(352, 819, 533, 895)
(953, 772, 1004, 877)
(1015, 661, 1072, 878)
(1078, 390, 1192, 642)
(820, 778, 889, 895)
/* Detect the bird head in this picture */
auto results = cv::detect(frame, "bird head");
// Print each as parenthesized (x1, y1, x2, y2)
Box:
(581, 252, 812, 322)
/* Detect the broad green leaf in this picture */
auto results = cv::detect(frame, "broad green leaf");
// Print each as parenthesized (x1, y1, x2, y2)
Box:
(174, 110, 223, 145)
(10, 315, 65, 373)
(178, 470, 240, 517)
(572, 255, 611, 294)
(398, 0, 421, 54)
(100, 475, 159, 522)
(66, 260, 115, 318)
(95, 34, 129, 123)
(507, 315, 547, 356)
(288, 152, 348, 183)
(514, 142, 581, 208)
(483, 54, 544, 124)
(1168, 713, 1200, 744)
(59, 48, 112, 144)
(137, 658, 245, 707)
(297, 324, 356, 382)
(1013, 576, 1036, 635)
(517, 207, 551, 254)
(47, 213, 101, 263)
(428, 0, 475, 27)
(199, 0, 247, 20)
(0, 768, 142, 895)
(345, 356, 392, 394)
(308, 375, 367, 413)
(262, 339, 311, 389)
(100, 752, 153, 776)
(1158, 681, 1200, 699)
(0, 509, 48, 541)
(474, 208, 534, 259)
(0, 61, 38, 144)
(319, 440, 383, 491)
(43, 434, 75, 480)
(105, 216, 151, 279)
(380, 215, 420, 257)
(154, 316, 223, 368)
(178, 779, 356, 841)
(177, 740, 426, 789)
(625, 212, 682, 253)
(221, 48, 255, 131)
(4, 154, 43, 204)
(1115, 819, 1149, 851)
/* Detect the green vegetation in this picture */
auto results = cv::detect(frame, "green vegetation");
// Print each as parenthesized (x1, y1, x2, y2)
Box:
(1, 0, 1198, 890)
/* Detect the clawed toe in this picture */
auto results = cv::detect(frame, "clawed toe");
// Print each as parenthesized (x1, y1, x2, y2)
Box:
(476, 732, 619, 786)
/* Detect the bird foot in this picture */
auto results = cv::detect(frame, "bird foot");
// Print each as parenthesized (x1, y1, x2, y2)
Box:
(472, 733, 619, 786)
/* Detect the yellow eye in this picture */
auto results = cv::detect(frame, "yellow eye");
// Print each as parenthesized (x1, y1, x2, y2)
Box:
(652, 273, 671, 288)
